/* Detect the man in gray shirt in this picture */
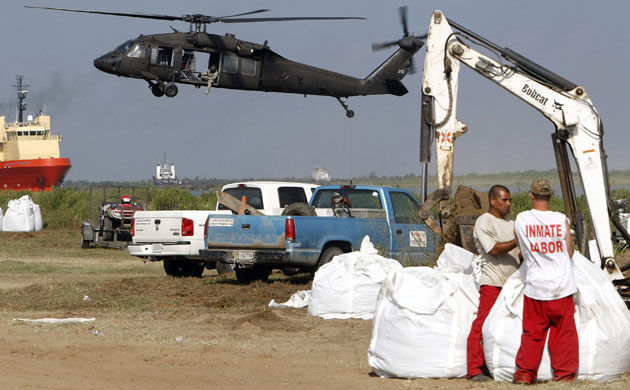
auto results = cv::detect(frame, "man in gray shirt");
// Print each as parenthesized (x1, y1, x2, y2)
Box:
(467, 185, 521, 381)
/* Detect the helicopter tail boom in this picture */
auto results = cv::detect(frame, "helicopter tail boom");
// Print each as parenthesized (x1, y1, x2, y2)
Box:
(362, 43, 422, 96)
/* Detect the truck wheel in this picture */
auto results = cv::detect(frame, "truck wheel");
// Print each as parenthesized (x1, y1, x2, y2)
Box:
(216, 262, 234, 275)
(235, 267, 253, 284)
(103, 218, 114, 241)
(235, 267, 270, 284)
(281, 203, 317, 216)
(252, 267, 271, 282)
(318, 246, 343, 269)
(163, 258, 204, 278)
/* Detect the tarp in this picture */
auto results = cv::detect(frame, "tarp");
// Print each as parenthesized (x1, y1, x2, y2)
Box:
(2, 195, 42, 232)
(269, 290, 311, 308)
(483, 252, 630, 382)
(307, 236, 402, 320)
(367, 244, 479, 378)
(13, 318, 96, 324)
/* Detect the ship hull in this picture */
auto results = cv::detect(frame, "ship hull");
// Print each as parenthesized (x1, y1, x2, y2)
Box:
(0, 158, 71, 191)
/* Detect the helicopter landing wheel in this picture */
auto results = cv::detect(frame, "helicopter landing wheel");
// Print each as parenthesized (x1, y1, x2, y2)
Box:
(164, 83, 178, 98)
(150, 84, 164, 97)
(336, 96, 355, 119)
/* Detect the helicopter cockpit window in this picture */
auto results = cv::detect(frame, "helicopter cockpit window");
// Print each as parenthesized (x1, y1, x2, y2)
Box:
(113, 39, 140, 55)
(126, 43, 146, 58)
(241, 58, 257, 76)
(151, 46, 174, 67)
(222, 54, 238, 74)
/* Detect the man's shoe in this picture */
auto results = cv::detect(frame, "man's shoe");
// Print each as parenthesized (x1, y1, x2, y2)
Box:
(470, 374, 492, 382)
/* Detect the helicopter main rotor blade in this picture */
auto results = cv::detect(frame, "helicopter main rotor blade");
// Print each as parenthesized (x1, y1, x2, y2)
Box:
(25, 6, 183, 21)
(26, 6, 364, 25)
(217, 9, 270, 19)
(217, 16, 366, 23)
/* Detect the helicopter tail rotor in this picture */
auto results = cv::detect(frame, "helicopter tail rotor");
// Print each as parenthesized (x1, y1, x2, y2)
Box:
(371, 6, 426, 74)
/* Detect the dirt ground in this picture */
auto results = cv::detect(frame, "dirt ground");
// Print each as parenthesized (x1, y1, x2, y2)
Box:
(0, 230, 628, 389)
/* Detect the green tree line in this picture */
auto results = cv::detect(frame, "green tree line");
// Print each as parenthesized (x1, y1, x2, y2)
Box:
(0, 186, 628, 232)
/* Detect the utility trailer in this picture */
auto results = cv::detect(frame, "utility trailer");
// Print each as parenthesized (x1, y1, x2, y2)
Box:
(80, 185, 149, 249)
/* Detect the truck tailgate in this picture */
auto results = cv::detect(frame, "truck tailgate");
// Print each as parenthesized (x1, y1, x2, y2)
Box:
(133, 211, 194, 243)
(206, 215, 287, 249)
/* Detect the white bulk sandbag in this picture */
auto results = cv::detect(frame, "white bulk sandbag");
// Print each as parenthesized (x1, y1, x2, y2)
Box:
(3, 195, 37, 232)
(307, 236, 402, 320)
(33, 203, 43, 231)
(437, 243, 482, 287)
(483, 252, 630, 382)
(0, 206, 3, 231)
(368, 244, 480, 378)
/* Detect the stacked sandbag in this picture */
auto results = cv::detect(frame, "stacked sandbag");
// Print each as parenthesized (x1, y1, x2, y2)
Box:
(33, 203, 43, 231)
(3, 195, 42, 232)
(307, 236, 402, 320)
(483, 252, 630, 382)
(367, 244, 479, 378)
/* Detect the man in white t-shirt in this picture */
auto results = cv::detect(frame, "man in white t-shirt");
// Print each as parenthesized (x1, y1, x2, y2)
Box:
(513, 178, 578, 384)
(467, 185, 520, 382)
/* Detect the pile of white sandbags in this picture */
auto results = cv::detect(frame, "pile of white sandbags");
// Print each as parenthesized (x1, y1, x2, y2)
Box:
(367, 244, 479, 378)
(483, 252, 630, 382)
(307, 236, 402, 320)
(2, 195, 43, 232)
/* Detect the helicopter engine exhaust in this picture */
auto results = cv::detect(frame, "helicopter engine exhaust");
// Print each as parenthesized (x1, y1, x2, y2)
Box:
(186, 32, 236, 51)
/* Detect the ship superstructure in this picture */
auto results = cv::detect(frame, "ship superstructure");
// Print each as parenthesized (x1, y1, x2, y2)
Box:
(153, 153, 181, 185)
(0, 75, 71, 191)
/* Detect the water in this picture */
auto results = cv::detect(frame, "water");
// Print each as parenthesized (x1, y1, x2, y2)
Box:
(405, 185, 630, 198)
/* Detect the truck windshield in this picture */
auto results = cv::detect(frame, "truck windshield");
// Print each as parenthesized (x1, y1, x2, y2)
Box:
(311, 189, 382, 209)
(219, 187, 264, 210)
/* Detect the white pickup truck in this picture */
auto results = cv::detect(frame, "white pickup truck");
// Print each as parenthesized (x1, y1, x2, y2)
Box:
(128, 181, 318, 277)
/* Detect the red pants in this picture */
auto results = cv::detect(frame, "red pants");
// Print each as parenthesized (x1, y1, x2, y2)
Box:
(514, 295, 578, 383)
(466, 285, 502, 378)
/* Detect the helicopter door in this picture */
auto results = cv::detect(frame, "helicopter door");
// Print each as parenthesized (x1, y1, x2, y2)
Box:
(123, 41, 148, 74)
(148, 45, 179, 81)
(219, 53, 260, 90)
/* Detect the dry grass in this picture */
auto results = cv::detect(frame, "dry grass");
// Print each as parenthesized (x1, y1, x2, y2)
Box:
(0, 229, 311, 314)
(1, 228, 629, 389)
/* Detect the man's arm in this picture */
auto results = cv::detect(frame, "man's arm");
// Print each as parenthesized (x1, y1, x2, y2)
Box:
(565, 220, 574, 258)
(488, 238, 518, 256)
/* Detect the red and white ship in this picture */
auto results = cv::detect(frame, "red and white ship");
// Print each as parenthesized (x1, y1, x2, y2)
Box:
(0, 76, 71, 191)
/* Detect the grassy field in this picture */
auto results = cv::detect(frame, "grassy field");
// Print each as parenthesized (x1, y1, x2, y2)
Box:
(0, 229, 311, 313)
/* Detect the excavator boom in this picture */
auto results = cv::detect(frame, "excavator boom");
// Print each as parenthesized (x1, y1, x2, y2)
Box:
(420, 10, 625, 280)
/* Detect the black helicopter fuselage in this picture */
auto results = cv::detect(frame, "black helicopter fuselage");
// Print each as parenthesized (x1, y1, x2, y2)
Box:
(94, 31, 421, 99)
(26, 5, 422, 117)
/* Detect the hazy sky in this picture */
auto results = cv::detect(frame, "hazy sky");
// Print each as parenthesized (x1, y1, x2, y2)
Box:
(1, 0, 628, 182)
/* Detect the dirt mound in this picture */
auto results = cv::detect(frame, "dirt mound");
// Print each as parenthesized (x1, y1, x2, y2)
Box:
(233, 310, 302, 332)
(0, 275, 312, 312)
(439, 185, 489, 254)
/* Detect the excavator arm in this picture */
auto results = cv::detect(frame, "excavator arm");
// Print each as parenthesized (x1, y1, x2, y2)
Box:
(420, 10, 624, 280)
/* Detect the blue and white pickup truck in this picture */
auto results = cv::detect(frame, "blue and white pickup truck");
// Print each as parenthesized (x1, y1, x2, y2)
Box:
(200, 185, 437, 283)
(128, 181, 317, 277)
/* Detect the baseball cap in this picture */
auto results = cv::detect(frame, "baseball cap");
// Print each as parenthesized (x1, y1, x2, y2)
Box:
(530, 179, 552, 196)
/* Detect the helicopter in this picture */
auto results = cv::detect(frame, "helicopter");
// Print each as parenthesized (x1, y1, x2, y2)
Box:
(26, 6, 425, 118)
